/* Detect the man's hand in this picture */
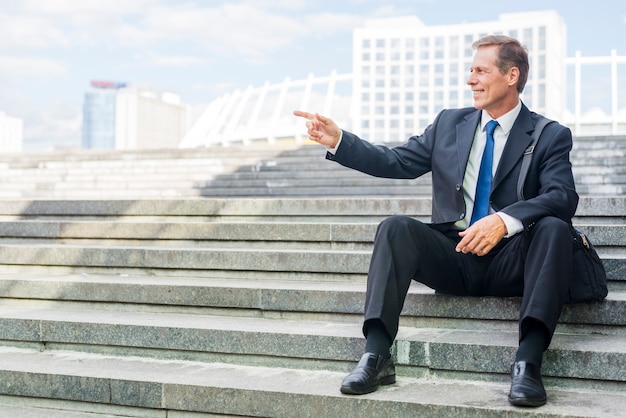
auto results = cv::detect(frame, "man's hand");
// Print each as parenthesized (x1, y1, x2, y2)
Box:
(293, 110, 341, 148)
(456, 214, 507, 256)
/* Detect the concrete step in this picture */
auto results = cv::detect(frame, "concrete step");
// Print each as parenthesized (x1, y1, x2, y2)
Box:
(0, 220, 622, 246)
(0, 274, 624, 330)
(0, 347, 625, 417)
(0, 242, 623, 285)
(0, 298, 625, 388)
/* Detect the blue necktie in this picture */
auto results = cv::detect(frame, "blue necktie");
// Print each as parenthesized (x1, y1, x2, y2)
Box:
(470, 120, 499, 225)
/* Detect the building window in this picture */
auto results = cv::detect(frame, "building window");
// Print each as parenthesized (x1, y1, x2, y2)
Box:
(362, 39, 370, 48)
(523, 28, 533, 45)
(539, 27, 546, 47)
(538, 54, 546, 79)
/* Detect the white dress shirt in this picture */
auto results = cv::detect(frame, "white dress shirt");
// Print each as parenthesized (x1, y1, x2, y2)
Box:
(455, 101, 524, 236)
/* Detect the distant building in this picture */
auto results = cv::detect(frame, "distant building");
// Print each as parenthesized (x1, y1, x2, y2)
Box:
(0, 111, 23, 153)
(82, 81, 190, 150)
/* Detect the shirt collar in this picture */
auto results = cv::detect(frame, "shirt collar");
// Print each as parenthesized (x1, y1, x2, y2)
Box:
(480, 100, 522, 135)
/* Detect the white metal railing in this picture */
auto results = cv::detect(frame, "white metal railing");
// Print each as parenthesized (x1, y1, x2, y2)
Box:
(180, 71, 353, 148)
(565, 49, 626, 136)
(183, 50, 626, 147)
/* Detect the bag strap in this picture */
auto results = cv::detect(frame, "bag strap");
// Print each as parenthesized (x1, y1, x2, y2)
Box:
(516, 117, 554, 200)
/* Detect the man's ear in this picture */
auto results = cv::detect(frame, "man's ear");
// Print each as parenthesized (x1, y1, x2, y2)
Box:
(508, 67, 520, 88)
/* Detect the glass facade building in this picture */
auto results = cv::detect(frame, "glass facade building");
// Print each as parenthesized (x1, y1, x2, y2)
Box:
(82, 90, 117, 149)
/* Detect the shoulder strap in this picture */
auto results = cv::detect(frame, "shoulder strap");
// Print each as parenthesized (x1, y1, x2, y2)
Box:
(517, 117, 554, 201)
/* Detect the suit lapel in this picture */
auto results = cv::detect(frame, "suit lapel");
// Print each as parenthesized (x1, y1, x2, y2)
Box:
(456, 110, 480, 181)
(492, 105, 535, 191)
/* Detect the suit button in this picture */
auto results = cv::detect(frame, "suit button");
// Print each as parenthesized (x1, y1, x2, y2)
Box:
(460, 213, 465, 219)
(456, 184, 461, 191)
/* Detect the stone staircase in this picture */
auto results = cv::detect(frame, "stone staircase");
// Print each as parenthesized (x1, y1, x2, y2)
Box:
(1, 135, 624, 199)
(0, 137, 624, 416)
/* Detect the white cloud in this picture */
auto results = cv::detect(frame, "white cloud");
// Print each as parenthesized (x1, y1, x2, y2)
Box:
(304, 13, 367, 36)
(0, 1, 364, 59)
(16, 0, 158, 21)
(0, 55, 68, 80)
(151, 55, 208, 68)
(0, 13, 69, 49)
(141, 3, 307, 57)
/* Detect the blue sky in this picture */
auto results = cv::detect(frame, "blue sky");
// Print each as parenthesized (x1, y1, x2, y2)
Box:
(0, 0, 624, 150)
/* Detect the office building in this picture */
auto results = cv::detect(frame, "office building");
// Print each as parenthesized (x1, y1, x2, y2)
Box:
(82, 81, 190, 150)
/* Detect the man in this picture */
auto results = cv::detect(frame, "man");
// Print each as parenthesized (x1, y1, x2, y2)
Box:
(294, 35, 579, 407)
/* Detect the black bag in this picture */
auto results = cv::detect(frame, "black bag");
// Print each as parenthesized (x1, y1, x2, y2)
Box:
(518, 117, 608, 304)
(568, 226, 608, 303)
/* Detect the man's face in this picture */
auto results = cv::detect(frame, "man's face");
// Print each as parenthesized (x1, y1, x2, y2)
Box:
(467, 45, 518, 118)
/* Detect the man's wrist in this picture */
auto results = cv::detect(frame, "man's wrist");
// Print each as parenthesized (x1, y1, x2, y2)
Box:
(496, 212, 523, 238)
(326, 130, 343, 155)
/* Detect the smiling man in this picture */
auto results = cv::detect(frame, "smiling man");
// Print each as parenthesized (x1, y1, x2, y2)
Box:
(294, 35, 580, 407)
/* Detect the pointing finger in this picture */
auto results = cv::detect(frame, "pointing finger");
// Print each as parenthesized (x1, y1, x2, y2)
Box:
(293, 110, 314, 120)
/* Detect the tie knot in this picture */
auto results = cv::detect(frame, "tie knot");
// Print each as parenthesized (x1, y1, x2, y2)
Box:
(486, 120, 498, 136)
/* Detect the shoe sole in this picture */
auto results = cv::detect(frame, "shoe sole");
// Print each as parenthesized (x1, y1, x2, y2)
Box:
(508, 395, 547, 407)
(340, 375, 396, 395)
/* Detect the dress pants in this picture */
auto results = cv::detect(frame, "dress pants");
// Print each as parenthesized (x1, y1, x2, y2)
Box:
(363, 215, 572, 347)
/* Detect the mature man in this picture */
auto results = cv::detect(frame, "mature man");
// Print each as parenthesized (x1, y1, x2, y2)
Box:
(294, 35, 579, 407)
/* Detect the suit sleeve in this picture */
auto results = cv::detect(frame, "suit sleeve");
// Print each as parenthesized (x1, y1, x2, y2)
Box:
(325, 112, 450, 180)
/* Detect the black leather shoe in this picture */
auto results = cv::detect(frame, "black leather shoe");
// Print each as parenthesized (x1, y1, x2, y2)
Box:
(340, 352, 396, 395)
(508, 361, 547, 407)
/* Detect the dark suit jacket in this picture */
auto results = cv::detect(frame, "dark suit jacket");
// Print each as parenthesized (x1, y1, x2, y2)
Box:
(328, 104, 579, 232)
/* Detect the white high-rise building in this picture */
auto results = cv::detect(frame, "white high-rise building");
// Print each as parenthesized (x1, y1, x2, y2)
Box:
(0, 111, 23, 153)
(82, 81, 190, 150)
(352, 11, 567, 142)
